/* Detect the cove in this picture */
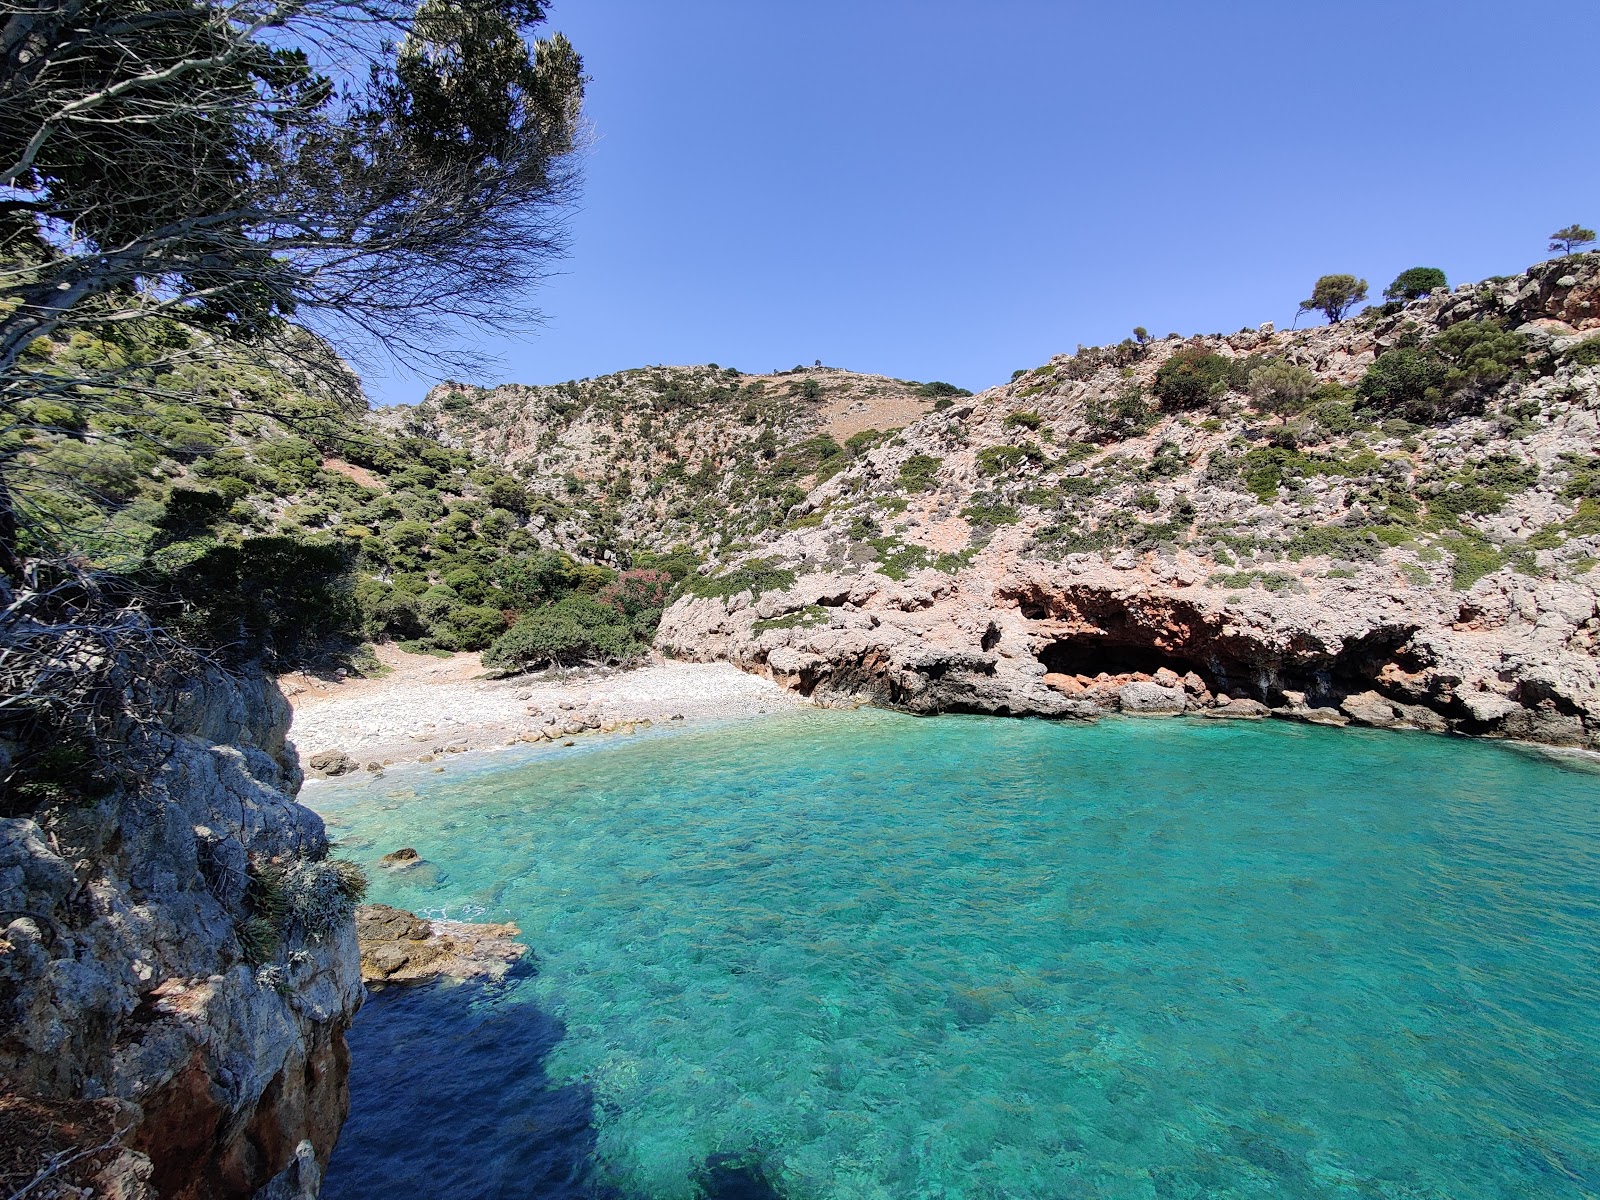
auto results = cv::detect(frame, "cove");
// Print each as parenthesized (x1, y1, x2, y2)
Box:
(311, 710, 1600, 1200)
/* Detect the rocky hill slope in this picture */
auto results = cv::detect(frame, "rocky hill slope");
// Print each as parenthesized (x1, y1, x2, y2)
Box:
(654, 255, 1600, 747)
(389, 365, 956, 561)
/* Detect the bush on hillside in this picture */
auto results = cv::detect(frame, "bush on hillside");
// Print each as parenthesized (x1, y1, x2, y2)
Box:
(1083, 384, 1153, 442)
(482, 594, 641, 670)
(898, 454, 942, 492)
(1247, 361, 1318, 423)
(1357, 321, 1529, 423)
(915, 381, 972, 399)
(153, 536, 359, 666)
(1152, 348, 1235, 410)
(1384, 267, 1447, 302)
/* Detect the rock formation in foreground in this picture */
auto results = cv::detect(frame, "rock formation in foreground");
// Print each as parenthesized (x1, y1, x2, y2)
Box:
(657, 255, 1600, 747)
(1, 665, 363, 1198)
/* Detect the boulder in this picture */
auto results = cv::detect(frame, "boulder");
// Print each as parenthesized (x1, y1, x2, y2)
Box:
(377, 847, 422, 869)
(307, 749, 355, 777)
(1201, 699, 1270, 720)
(354, 903, 525, 986)
(1340, 691, 1400, 727)
(1118, 682, 1187, 714)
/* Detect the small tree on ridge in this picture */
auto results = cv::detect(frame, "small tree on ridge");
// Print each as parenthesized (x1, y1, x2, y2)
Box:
(1299, 275, 1369, 324)
(1549, 225, 1596, 255)
(1384, 267, 1447, 302)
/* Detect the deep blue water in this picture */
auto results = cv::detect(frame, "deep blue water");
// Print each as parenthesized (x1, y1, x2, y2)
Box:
(312, 711, 1600, 1200)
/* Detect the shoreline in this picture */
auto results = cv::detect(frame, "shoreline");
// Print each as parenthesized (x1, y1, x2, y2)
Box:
(286, 644, 1600, 788)
(283, 645, 809, 778)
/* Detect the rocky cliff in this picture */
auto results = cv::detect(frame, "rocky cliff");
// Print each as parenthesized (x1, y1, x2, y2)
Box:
(656, 255, 1600, 747)
(1, 660, 363, 1199)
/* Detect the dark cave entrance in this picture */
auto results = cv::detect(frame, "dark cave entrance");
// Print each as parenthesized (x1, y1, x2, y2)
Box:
(1036, 636, 1214, 686)
(1032, 624, 1423, 707)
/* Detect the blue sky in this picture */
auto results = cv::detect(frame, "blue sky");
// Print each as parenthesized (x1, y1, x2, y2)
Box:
(362, 0, 1598, 406)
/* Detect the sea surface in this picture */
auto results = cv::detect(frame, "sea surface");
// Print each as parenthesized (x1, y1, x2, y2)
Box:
(312, 710, 1600, 1200)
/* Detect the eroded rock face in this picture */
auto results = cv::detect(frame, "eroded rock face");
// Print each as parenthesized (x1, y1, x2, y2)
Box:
(659, 552, 1600, 746)
(0, 666, 363, 1199)
(657, 256, 1600, 750)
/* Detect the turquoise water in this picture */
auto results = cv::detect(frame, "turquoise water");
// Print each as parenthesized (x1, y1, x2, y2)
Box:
(314, 712, 1600, 1200)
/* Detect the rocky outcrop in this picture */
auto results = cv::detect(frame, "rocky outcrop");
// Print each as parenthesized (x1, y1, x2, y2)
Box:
(0, 665, 363, 1198)
(658, 255, 1600, 749)
(355, 904, 526, 987)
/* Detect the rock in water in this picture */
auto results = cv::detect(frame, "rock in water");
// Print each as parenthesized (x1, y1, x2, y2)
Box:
(355, 903, 527, 986)
(308, 749, 356, 776)
(1118, 682, 1187, 714)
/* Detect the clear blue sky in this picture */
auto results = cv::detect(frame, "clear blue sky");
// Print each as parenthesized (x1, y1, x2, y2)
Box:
(361, 0, 1598, 406)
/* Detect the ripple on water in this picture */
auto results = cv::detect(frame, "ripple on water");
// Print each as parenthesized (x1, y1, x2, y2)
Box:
(316, 711, 1600, 1200)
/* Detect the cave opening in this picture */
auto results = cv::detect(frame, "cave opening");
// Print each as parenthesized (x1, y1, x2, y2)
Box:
(1036, 636, 1216, 688)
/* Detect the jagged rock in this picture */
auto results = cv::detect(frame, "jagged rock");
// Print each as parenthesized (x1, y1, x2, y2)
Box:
(0, 666, 362, 1200)
(307, 749, 355, 777)
(355, 903, 526, 986)
(1118, 682, 1187, 714)
(378, 847, 422, 869)
(1340, 691, 1400, 727)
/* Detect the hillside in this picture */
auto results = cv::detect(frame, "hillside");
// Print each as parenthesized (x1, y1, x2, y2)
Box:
(387, 365, 958, 560)
(656, 255, 1600, 748)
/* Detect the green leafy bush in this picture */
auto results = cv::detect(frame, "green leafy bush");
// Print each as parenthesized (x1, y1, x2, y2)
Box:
(1383, 267, 1447, 302)
(1358, 322, 1529, 423)
(483, 594, 641, 670)
(1083, 385, 1152, 442)
(684, 559, 797, 600)
(916, 381, 972, 399)
(898, 454, 941, 492)
(1152, 348, 1235, 410)
(976, 443, 1044, 475)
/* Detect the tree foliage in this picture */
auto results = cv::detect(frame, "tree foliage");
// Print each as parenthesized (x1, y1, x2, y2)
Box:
(1548, 225, 1596, 256)
(1298, 275, 1368, 323)
(1152, 348, 1235, 410)
(0, 0, 586, 575)
(1247, 361, 1318, 423)
(1357, 321, 1530, 423)
(1383, 267, 1447, 302)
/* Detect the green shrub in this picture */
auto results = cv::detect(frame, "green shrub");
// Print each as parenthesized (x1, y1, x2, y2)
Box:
(976, 443, 1044, 475)
(1247, 361, 1318, 422)
(431, 603, 508, 651)
(153, 536, 359, 665)
(483, 594, 640, 669)
(1359, 322, 1529, 423)
(1153, 348, 1235, 410)
(1441, 535, 1506, 589)
(962, 496, 1019, 526)
(916, 380, 973, 399)
(684, 559, 797, 600)
(1383, 267, 1447, 302)
(1004, 410, 1043, 430)
(1562, 337, 1600, 368)
(898, 454, 942, 492)
(1083, 386, 1152, 442)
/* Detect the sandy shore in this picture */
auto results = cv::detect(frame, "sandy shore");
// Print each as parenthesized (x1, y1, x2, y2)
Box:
(282, 644, 805, 771)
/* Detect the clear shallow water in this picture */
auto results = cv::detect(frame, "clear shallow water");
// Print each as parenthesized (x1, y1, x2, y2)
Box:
(314, 712, 1600, 1200)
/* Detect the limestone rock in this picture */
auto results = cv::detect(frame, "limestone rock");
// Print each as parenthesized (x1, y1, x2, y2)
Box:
(355, 903, 526, 986)
(1202, 699, 1270, 719)
(1340, 692, 1400, 727)
(1118, 682, 1187, 714)
(307, 749, 356, 777)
